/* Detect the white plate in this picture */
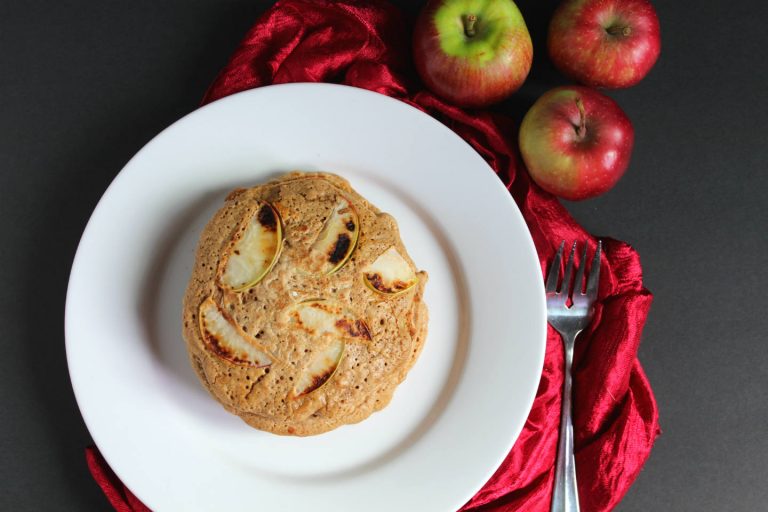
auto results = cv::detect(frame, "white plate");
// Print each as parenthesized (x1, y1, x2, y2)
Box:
(66, 83, 546, 512)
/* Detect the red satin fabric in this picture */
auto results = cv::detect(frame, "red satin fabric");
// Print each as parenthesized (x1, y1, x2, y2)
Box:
(87, 1, 659, 510)
(86, 447, 150, 512)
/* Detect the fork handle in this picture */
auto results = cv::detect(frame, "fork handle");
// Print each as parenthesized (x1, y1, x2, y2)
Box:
(551, 332, 580, 512)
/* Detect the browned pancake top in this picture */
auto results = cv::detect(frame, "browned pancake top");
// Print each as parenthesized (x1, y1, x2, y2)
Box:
(182, 172, 428, 435)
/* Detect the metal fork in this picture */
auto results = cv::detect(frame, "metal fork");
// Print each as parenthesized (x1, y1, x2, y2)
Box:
(547, 241, 602, 512)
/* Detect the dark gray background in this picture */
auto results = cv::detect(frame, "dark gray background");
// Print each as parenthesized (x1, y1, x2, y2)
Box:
(1, 1, 765, 510)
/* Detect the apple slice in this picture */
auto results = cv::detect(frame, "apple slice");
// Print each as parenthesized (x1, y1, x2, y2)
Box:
(218, 202, 283, 292)
(289, 299, 371, 341)
(291, 338, 345, 398)
(308, 197, 359, 275)
(363, 247, 418, 295)
(286, 299, 370, 399)
(198, 297, 272, 367)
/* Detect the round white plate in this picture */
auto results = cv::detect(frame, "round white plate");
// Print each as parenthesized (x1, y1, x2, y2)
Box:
(66, 83, 546, 512)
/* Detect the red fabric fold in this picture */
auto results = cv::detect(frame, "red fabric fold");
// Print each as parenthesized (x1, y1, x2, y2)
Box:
(86, 446, 151, 512)
(88, 1, 659, 510)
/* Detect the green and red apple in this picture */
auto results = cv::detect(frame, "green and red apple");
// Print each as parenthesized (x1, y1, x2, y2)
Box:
(413, 0, 533, 107)
(519, 86, 634, 201)
(548, 0, 661, 88)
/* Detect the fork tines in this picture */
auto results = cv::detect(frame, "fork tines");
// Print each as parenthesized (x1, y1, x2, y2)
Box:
(545, 240, 601, 300)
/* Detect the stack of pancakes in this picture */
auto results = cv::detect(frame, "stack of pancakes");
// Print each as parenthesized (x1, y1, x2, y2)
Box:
(182, 172, 428, 435)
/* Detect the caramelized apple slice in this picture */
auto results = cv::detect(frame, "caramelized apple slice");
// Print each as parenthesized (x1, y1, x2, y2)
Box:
(291, 338, 344, 398)
(198, 297, 272, 367)
(286, 300, 369, 399)
(308, 197, 359, 274)
(218, 202, 283, 292)
(363, 247, 418, 295)
(289, 299, 371, 341)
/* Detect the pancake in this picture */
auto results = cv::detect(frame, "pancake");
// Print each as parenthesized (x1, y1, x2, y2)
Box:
(182, 172, 428, 435)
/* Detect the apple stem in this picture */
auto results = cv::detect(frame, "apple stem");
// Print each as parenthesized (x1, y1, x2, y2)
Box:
(606, 25, 632, 37)
(575, 98, 587, 138)
(464, 14, 477, 38)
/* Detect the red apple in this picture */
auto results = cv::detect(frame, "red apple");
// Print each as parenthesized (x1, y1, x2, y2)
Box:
(413, 0, 533, 107)
(519, 86, 634, 200)
(548, 0, 661, 88)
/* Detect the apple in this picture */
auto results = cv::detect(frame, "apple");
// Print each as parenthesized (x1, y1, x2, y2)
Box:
(291, 337, 344, 399)
(363, 247, 419, 295)
(288, 299, 372, 341)
(413, 0, 533, 107)
(286, 299, 372, 399)
(308, 197, 359, 275)
(548, 0, 661, 88)
(218, 201, 283, 292)
(199, 297, 273, 367)
(518, 86, 634, 201)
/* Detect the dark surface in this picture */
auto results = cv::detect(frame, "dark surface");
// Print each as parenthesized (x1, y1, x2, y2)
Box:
(1, 1, 765, 510)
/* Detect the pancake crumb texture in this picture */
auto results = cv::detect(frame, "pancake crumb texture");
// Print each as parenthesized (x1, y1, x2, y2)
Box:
(182, 172, 428, 436)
